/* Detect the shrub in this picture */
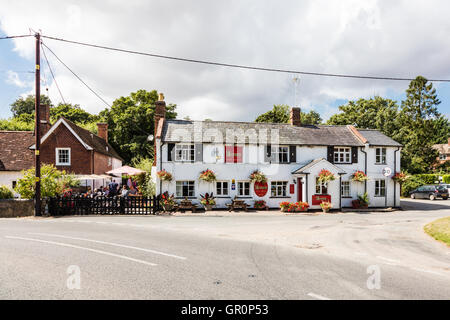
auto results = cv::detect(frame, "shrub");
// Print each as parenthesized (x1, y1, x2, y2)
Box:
(15, 164, 79, 199)
(0, 185, 14, 199)
(131, 157, 156, 197)
(415, 174, 439, 184)
(442, 175, 450, 184)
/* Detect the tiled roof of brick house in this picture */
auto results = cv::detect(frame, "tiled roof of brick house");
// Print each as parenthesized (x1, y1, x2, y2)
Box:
(0, 131, 34, 171)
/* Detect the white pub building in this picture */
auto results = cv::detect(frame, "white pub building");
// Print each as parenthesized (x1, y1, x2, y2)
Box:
(152, 95, 402, 210)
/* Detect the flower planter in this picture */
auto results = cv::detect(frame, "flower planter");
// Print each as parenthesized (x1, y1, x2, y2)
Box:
(203, 204, 214, 211)
(162, 204, 174, 212)
(352, 200, 361, 209)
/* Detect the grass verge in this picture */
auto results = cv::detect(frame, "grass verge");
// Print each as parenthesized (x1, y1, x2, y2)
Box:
(424, 217, 450, 246)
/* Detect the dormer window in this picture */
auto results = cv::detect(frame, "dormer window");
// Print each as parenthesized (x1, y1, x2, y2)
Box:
(439, 154, 447, 160)
(56, 148, 71, 166)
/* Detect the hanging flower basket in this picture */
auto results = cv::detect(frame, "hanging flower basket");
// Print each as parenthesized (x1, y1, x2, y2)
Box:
(317, 169, 335, 183)
(160, 191, 176, 212)
(199, 169, 217, 182)
(351, 171, 369, 183)
(157, 170, 173, 182)
(249, 170, 267, 183)
(392, 172, 409, 184)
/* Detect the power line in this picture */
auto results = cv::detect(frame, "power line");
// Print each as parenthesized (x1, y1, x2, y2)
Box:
(0, 34, 33, 40)
(42, 35, 450, 83)
(40, 42, 66, 104)
(41, 41, 111, 108)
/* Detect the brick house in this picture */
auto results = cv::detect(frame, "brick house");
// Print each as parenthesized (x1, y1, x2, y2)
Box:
(432, 138, 450, 166)
(0, 105, 123, 193)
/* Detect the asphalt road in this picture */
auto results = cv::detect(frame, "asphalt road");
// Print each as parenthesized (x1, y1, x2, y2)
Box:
(0, 199, 449, 300)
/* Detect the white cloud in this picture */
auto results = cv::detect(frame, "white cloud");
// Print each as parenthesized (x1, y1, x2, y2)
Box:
(0, 0, 449, 121)
(5, 70, 29, 88)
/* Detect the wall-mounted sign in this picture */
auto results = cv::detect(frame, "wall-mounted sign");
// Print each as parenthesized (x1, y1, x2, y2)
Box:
(254, 181, 268, 197)
(312, 194, 331, 205)
(382, 167, 392, 177)
(290, 184, 295, 194)
(231, 179, 236, 190)
(225, 146, 243, 163)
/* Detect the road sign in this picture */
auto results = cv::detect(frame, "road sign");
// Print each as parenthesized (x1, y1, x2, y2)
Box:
(382, 167, 392, 177)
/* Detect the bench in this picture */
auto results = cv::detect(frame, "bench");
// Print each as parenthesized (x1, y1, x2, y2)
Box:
(178, 198, 198, 213)
(226, 199, 248, 212)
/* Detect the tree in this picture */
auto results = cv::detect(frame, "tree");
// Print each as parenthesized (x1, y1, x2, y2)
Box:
(327, 96, 399, 137)
(100, 89, 177, 163)
(395, 76, 448, 173)
(50, 103, 99, 124)
(255, 105, 290, 123)
(255, 104, 322, 125)
(10, 95, 52, 117)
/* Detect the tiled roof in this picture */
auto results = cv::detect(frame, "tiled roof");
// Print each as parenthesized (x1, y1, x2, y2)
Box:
(433, 143, 450, 154)
(0, 131, 34, 171)
(162, 120, 401, 147)
(357, 129, 402, 147)
(62, 118, 123, 161)
(162, 120, 365, 146)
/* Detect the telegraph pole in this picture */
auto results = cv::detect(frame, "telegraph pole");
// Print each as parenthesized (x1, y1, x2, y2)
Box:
(34, 32, 41, 217)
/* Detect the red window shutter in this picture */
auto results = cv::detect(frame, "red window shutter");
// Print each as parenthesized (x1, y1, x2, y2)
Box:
(225, 146, 234, 163)
(234, 146, 243, 163)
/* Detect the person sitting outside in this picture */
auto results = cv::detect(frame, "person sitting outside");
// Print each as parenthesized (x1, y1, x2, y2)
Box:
(128, 185, 138, 197)
(121, 185, 129, 198)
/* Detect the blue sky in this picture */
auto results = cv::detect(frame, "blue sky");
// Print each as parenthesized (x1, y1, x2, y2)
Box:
(1, 1, 449, 122)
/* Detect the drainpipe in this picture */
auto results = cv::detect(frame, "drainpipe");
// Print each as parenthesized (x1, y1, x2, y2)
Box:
(361, 147, 368, 194)
(394, 147, 401, 208)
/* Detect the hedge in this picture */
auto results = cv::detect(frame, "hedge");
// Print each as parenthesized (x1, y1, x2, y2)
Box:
(401, 174, 439, 197)
(0, 185, 14, 199)
(442, 175, 450, 184)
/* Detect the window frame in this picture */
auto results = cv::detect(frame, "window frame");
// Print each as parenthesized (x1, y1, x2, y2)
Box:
(237, 181, 251, 197)
(175, 181, 195, 198)
(55, 148, 71, 166)
(216, 181, 229, 197)
(271, 146, 289, 163)
(374, 179, 386, 197)
(375, 147, 387, 165)
(174, 144, 195, 162)
(270, 181, 288, 197)
(341, 180, 351, 198)
(315, 177, 328, 195)
(333, 147, 351, 164)
(439, 153, 447, 160)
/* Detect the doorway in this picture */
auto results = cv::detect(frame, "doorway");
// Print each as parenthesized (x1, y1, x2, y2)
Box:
(297, 178, 303, 202)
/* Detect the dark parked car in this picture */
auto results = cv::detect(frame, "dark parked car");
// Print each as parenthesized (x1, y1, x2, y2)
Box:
(410, 185, 448, 200)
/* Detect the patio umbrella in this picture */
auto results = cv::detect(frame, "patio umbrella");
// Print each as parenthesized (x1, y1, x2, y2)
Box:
(106, 165, 145, 176)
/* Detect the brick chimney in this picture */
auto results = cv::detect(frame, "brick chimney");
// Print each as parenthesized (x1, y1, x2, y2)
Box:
(97, 123, 108, 142)
(153, 93, 166, 166)
(39, 104, 51, 137)
(290, 107, 301, 126)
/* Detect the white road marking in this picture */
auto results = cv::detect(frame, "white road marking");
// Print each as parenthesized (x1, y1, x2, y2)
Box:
(5, 236, 157, 266)
(30, 232, 187, 260)
(410, 267, 445, 277)
(307, 293, 331, 300)
(376, 256, 400, 264)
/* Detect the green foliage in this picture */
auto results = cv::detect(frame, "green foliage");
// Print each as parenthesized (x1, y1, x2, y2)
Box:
(395, 76, 448, 173)
(327, 96, 399, 138)
(14, 164, 80, 199)
(0, 115, 34, 131)
(131, 157, 156, 197)
(0, 185, 14, 199)
(11, 95, 52, 117)
(255, 105, 290, 123)
(255, 104, 322, 125)
(50, 103, 101, 124)
(100, 89, 177, 163)
(415, 174, 439, 184)
(442, 175, 450, 184)
(357, 192, 370, 205)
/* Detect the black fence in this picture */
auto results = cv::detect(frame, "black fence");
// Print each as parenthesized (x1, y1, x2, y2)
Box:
(48, 195, 160, 216)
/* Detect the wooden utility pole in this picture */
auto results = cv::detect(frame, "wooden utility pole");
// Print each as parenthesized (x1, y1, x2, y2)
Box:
(34, 33, 41, 216)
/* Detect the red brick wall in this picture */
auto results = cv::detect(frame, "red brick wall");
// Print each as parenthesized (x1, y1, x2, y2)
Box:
(93, 152, 113, 174)
(40, 123, 92, 174)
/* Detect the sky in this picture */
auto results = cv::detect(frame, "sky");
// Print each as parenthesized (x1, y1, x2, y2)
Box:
(0, 0, 449, 122)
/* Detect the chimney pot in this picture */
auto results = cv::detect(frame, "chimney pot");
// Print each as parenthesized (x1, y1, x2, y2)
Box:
(97, 123, 108, 142)
(290, 107, 301, 126)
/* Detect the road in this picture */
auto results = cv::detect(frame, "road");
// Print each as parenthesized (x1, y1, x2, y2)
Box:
(0, 199, 449, 300)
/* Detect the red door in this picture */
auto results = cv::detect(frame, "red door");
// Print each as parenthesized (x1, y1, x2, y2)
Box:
(297, 178, 303, 202)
